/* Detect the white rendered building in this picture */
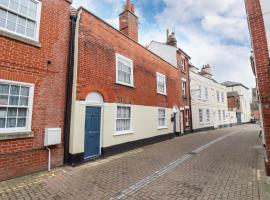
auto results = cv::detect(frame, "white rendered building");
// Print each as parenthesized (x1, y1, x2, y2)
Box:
(190, 65, 230, 131)
(222, 81, 252, 124)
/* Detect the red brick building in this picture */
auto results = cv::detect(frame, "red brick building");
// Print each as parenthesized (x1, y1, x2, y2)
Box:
(0, 0, 71, 181)
(245, 0, 270, 178)
(67, 1, 183, 164)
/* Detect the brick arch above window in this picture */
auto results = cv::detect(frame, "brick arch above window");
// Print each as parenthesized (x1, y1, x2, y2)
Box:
(79, 85, 113, 102)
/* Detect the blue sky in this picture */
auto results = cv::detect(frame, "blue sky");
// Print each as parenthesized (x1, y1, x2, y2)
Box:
(72, 0, 254, 88)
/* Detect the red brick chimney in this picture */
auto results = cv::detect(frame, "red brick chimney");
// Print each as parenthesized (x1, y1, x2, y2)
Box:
(119, 0, 138, 42)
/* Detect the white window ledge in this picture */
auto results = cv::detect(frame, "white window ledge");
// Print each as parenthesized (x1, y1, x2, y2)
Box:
(116, 81, 135, 88)
(0, 131, 34, 141)
(157, 92, 167, 96)
(157, 126, 168, 130)
(0, 30, 41, 48)
(114, 130, 134, 136)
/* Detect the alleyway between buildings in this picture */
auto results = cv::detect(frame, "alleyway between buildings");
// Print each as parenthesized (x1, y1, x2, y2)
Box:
(0, 124, 269, 200)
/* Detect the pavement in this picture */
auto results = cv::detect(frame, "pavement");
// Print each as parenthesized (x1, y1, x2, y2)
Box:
(0, 124, 270, 200)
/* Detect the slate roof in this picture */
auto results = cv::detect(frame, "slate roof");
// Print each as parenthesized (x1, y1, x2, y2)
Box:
(221, 81, 249, 90)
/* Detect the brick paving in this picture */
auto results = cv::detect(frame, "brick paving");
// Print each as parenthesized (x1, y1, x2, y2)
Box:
(0, 124, 269, 200)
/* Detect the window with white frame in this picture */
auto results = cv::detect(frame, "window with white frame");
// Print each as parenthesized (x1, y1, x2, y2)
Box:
(181, 56, 185, 71)
(206, 109, 210, 122)
(116, 54, 134, 87)
(185, 109, 189, 126)
(223, 110, 226, 120)
(0, 81, 33, 132)
(199, 109, 203, 123)
(182, 80, 186, 96)
(156, 72, 166, 95)
(0, 0, 41, 41)
(116, 105, 131, 132)
(205, 87, 208, 99)
(221, 92, 224, 102)
(218, 110, 221, 121)
(198, 85, 202, 99)
(158, 108, 166, 128)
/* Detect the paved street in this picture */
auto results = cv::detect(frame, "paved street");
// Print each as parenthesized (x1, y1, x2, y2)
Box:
(0, 124, 269, 200)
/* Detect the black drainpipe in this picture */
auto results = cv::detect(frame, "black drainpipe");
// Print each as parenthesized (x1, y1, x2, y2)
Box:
(64, 14, 77, 164)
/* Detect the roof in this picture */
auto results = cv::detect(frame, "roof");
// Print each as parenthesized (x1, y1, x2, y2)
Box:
(77, 7, 177, 70)
(227, 91, 239, 97)
(149, 41, 191, 59)
(221, 81, 249, 90)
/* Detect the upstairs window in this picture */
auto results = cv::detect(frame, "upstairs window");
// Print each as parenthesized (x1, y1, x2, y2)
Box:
(116, 105, 131, 133)
(156, 72, 166, 95)
(223, 110, 226, 120)
(221, 92, 224, 102)
(198, 85, 202, 99)
(217, 91, 220, 102)
(0, 0, 41, 41)
(0, 80, 34, 133)
(181, 56, 185, 71)
(205, 87, 208, 100)
(182, 80, 186, 96)
(158, 108, 166, 128)
(116, 53, 134, 87)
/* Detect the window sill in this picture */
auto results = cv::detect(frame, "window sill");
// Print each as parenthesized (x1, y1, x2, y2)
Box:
(157, 126, 168, 130)
(182, 95, 187, 99)
(0, 30, 41, 48)
(114, 130, 134, 136)
(157, 92, 167, 96)
(181, 70, 187, 74)
(0, 131, 34, 141)
(116, 82, 135, 88)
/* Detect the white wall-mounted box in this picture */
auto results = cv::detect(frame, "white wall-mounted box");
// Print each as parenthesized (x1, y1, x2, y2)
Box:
(44, 128, 61, 146)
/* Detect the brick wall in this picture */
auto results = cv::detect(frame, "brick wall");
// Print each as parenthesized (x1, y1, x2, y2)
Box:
(227, 96, 240, 110)
(0, 0, 71, 181)
(245, 0, 270, 175)
(77, 9, 181, 109)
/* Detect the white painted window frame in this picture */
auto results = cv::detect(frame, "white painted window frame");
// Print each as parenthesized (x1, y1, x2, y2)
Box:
(0, 0, 42, 42)
(204, 87, 208, 100)
(182, 79, 187, 96)
(185, 109, 189, 126)
(198, 85, 202, 99)
(157, 108, 167, 129)
(0, 79, 34, 134)
(156, 72, 167, 96)
(181, 56, 185, 71)
(115, 104, 133, 136)
(115, 53, 134, 87)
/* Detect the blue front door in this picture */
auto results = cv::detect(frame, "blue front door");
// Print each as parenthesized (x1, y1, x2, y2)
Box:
(84, 107, 101, 159)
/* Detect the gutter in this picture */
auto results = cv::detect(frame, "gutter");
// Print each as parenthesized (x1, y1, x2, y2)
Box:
(64, 13, 77, 164)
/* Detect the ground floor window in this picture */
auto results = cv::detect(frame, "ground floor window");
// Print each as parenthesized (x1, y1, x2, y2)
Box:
(223, 110, 226, 121)
(206, 109, 210, 122)
(199, 109, 203, 123)
(185, 109, 189, 126)
(218, 110, 221, 121)
(116, 105, 131, 132)
(158, 108, 166, 128)
(0, 80, 33, 133)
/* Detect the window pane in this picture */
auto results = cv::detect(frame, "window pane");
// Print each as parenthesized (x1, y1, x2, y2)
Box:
(26, 28, 34, 38)
(20, 0, 29, 7)
(19, 96, 28, 106)
(28, 9, 36, 19)
(6, 20, 16, 31)
(0, 95, 8, 105)
(29, 1, 37, 10)
(0, 108, 7, 118)
(10, 85, 20, 95)
(20, 86, 29, 96)
(8, 108, 17, 117)
(0, 84, 9, 94)
(0, 118, 6, 128)
(7, 12, 17, 22)
(0, 0, 9, 7)
(17, 24, 26, 34)
(9, 0, 20, 12)
(17, 16, 26, 25)
(18, 108, 27, 117)
(19, 5, 28, 16)
(7, 118, 16, 128)
(9, 95, 19, 105)
(17, 118, 26, 127)
(0, 18, 6, 28)
(0, 8, 7, 18)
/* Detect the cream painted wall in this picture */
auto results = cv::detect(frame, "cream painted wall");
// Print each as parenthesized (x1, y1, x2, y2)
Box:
(69, 102, 174, 154)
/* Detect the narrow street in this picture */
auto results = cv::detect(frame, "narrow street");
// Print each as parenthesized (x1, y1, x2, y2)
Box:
(0, 124, 269, 200)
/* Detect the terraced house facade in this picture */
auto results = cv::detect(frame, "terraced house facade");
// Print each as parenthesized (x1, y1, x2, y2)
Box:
(67, 1, 183, 165)
(0, 0, 71, 181)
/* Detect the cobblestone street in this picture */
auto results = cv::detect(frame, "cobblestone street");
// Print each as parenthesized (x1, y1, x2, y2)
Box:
(0, 124, 269, 200)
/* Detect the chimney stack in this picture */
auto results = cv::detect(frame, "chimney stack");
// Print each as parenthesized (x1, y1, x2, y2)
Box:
(119, 0, 138, 42)
(199, 64, 213, 79)
(166, 29, 177, 47)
